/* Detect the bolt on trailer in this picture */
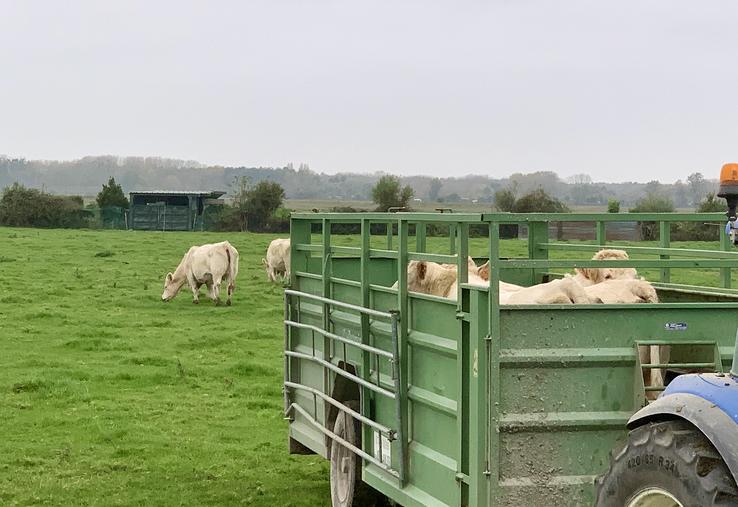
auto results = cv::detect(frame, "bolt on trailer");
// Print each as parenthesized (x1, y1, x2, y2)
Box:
(283, 211, 738, 507)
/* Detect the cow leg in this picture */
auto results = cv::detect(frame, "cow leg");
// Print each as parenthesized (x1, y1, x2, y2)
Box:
(638, 345, 660, 400)
(212, 276, 223, 305)
(650, 345, 670, 391)
(226, 277, 234, 306)
(191, 282, 202, 304)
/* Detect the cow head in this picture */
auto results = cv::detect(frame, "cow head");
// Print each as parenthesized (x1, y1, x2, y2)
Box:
(406, 260, 428, 293)
(162, 272, 184, 301)
(576, 249, 637, 284)
(477, 261, 490, 281)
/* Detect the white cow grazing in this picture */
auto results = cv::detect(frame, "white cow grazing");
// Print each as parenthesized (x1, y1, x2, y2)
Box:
(263, 238, 291, 283)
(162, 241, 239, 305)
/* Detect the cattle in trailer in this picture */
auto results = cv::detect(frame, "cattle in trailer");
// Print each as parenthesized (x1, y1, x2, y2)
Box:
(571, 249, 638, 286)
(162, 241, 239, 305)
(404, 260, 600, 304)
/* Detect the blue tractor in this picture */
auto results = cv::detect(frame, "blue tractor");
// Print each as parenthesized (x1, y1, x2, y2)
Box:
(596, 164, 738, 507)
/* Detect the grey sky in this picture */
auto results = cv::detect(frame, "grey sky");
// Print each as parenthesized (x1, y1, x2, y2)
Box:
(1, 1, 736, 182)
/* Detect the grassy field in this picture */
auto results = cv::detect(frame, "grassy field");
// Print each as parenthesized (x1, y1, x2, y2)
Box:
(0, 228, 328, 506)
(1, 227, 734, 506)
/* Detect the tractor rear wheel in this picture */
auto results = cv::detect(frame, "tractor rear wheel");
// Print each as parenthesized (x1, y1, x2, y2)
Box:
(595, 420, 738, 507)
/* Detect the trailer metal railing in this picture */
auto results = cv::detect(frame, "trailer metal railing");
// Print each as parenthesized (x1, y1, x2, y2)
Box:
(284, 289, 407, 484)
(287, 211, 738, 505)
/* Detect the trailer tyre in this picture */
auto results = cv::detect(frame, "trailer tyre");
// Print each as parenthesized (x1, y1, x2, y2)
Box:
(595, 420, 738, 507)
(330, 402, 385, 507)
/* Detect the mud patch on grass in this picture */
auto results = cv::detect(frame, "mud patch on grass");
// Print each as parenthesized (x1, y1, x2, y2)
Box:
(63, 338, 133, 352)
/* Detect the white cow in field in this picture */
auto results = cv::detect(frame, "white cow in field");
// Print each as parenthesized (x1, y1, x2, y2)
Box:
(162, 241, 239, 305)
(263, 238, 291, 283)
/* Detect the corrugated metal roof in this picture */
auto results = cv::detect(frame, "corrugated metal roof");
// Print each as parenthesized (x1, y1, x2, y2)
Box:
(129, 190, 226, 197)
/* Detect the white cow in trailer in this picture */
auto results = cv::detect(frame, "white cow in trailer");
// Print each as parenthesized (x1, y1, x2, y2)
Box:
(162, 241, 239, 305)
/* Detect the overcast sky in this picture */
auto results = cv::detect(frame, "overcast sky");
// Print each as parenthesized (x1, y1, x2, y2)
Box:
(1, 1, 736, 182)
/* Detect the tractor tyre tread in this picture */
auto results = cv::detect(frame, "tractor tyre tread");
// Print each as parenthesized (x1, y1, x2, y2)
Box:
(595, 419, 738, 507)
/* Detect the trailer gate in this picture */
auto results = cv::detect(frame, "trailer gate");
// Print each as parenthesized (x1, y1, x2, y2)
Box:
(284, 289, 408, 484)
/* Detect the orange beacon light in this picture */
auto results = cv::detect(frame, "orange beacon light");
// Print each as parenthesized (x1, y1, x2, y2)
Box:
(718, 163, 738, 242)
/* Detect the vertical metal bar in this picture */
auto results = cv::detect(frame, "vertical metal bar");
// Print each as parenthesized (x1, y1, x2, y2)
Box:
(284, 291, 291, 416)
(386, 222, 393, 250)
(467, 284, 489, 506)
(487, 221, 501, 505)
(322, 219, 332, 427)
(660, 221, 671, 283)
(376, 353, 381, 389)
(397, 218, 410, 486)
(416, 222, 427, 253)
(721, 226, 732, 289)
(456, 222, 469, 304)
(290, 217, 312, 289)
(449, 223, 457, 254)
(596, 221, 606, 245)
(390, 310, 406, 486)
(360, 219, 372, 459)
(455, 220, 469, 507)
(527, 221, 549, 284)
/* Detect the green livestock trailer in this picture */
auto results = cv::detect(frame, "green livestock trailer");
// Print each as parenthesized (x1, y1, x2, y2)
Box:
(283, 212, 738, 507)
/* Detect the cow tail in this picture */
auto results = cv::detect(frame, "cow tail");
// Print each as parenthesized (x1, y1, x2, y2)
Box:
(226, 243, 238, 292)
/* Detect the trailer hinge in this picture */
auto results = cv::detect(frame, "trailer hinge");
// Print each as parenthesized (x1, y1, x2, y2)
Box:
(484, 334, 492, 342)
(455, 472, 469, 484)
(455, 311, 471, 321)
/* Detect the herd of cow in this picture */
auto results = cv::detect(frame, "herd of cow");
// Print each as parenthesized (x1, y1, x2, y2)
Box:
(160, 239, 666, 391)
(402, 248, 658, 305)
(160, 239, 657, 307)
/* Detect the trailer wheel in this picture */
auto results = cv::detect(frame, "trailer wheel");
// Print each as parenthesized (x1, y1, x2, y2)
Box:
(595, 420, 738, 507)
(330, 402, 385, 507)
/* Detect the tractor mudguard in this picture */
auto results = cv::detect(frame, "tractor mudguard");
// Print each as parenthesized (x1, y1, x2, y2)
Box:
(628, 375, 738, 486)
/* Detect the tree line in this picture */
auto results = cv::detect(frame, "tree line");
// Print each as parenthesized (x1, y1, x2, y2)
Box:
(0, 155, 719, 208)
(0, 177, 288, 232)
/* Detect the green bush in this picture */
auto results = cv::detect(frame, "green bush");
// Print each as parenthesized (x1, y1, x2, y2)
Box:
(0, 183, 93, 228)
(607, 199, 620, 213)
(512, 188, 570, 213)
(211, 180, 287, 232)
(96, 177, 129, 209)
(629, 194, 675, 240)
(671, 193, 725, 241)
(372, 175, 413, 211)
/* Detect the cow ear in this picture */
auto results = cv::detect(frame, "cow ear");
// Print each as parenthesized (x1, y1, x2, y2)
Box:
(588, 268, 603, 283)
(166, 272, 173, 283)
(417, 261, 427, 280)
(576, 267, 597, 282)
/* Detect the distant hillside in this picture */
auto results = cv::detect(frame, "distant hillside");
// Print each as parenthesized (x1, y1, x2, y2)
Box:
(0, 155, 718, 208)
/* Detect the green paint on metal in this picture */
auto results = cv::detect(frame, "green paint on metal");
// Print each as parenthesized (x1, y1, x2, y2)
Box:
(285, 211, 738, 507)
(660, 220, 671, 283)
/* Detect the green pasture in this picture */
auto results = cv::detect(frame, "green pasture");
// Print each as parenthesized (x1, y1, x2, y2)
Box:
(0, 227, 731, 506)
